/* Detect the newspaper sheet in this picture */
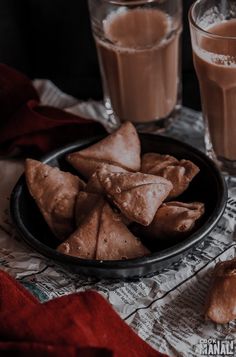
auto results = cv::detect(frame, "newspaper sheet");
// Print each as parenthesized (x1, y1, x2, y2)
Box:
(0, 80, 235, 357)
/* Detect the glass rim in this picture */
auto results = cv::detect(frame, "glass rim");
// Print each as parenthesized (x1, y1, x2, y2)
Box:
(189, 0, 236, 40)
(103, 0, 159, 5)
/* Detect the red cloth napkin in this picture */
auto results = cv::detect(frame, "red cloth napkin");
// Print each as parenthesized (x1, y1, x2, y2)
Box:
(0, 64, 105, 157)
(0, 270, 168, 357)
(0, 342, 110, 357)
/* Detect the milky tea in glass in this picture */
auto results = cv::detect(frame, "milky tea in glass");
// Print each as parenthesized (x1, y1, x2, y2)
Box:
(189, 0, 236, 175)
(88, 0, 182, 131)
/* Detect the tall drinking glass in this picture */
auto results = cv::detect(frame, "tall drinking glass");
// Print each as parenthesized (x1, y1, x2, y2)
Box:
(88, 0, 182, 132)
(189, 0, 236, 175)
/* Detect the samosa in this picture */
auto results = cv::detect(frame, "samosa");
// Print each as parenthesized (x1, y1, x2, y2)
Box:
(141, 153, 199, 199)
(25, 159, 82, 240)
(141, 201, 204, 239)
(57, 199, 104, 259)
(86, 163, 128, 194)
(57, 201, 149, 260)
(67, 122, 141, 179)
(95, 204, 149, 260)
(75, 191, 101, 226)
(97, 169, 173, 226)
(205, 258, 236, 324)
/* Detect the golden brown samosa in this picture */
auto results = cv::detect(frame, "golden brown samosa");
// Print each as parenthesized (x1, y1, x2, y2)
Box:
(205, 258, 236, 324)
(95, 204, 149, 260)
(57, 201, 149, 260)
(141, 153, 200, 199)
(67, 122, 141, 179)
(75, 191, 101, 226)
(97, 169, 173, 226)
(86, 163, 128, 194)
(57, 199, 104, 259)
(25, 159, 81, 240)
(141, 201, 204, 239)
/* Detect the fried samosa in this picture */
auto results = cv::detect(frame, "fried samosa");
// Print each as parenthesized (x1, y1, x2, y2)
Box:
(205, 258, 236, 324)
(57, 201, 149, 260)
(75, 191, 101, 226)
(67, 122, 141, 179)
(97, 169, 173, 226)
(141, 153, 200, 199)
(96, 204, 149, 260)
(57, 199, 104, 259)
(25, 159, 81, 240)
(86, 163, 127, 194)
(141, 201, 204, 239)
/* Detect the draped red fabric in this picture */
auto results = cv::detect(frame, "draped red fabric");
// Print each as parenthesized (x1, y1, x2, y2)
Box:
(0, 270, 168, 357)
(0, 64, 105, 157)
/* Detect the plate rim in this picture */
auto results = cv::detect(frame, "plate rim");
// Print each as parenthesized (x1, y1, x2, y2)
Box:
(10, 133, 228, 271)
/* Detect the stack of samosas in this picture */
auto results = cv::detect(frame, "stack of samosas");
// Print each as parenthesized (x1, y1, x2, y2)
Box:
(25, 122, 204, 260)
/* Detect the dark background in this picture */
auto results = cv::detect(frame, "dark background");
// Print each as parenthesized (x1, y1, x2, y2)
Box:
(0, 0, 201, 110)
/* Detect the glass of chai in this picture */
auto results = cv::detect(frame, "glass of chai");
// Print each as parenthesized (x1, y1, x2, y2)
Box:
(88, 0, 182, 132)
(189, 0, 236, 175)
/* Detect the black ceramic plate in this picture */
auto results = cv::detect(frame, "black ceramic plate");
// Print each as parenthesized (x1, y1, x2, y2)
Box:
(10, 134, 227, 279)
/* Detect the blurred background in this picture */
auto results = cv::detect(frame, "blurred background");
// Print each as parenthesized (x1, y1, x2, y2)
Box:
(0, 0, 200, 110)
